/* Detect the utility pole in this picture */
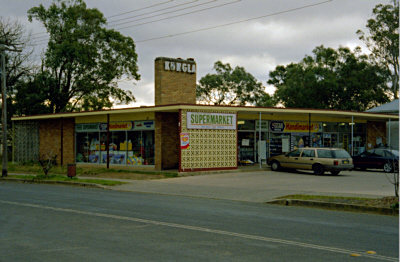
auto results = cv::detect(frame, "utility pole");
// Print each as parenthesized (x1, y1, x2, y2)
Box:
(0, 40, 21, 177)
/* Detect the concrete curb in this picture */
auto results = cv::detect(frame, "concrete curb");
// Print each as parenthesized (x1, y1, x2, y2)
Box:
(266, 199, 399, 216)
(0, 178, 107, 190)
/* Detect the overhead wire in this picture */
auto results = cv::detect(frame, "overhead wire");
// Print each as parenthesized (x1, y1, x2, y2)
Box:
(29, 0, 332, 50)
(135, 0, 333, 43)
(29, 0, 238, 45)
(107, 0, 199, 24)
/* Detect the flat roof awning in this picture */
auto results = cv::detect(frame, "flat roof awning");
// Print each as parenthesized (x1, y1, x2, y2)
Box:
(11, 104, 399, 122)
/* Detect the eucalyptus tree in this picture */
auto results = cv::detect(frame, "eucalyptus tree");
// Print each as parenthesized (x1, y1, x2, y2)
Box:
(26, 0, 140, 113)
(357, 0, 399, 99)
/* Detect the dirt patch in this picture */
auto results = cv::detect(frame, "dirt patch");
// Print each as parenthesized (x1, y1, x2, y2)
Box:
(79, 172, 165, 180)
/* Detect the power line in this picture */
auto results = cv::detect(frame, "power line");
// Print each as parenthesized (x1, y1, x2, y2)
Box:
(114, 0, 240, 30)
(30, 0, 174, 37)
(108, 0, 198, 24)
(135, 0, 333, 43)
(29, 0, 240, 44)
(107, 0, 173, 18)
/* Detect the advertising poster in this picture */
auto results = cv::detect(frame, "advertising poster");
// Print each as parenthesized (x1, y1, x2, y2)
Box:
(88, 155, 99, 163)
(180, 133, 189, 149)
(102, 154, 114, 164)
(127, 156, 143, 165)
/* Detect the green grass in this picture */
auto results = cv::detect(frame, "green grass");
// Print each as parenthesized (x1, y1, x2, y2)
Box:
(276, 194, 373, 201)
(6, 174, 125, 186)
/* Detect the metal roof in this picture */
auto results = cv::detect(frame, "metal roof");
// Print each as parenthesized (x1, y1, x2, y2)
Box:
(11, 104, 399, 122)
(366, 99, 399, 114)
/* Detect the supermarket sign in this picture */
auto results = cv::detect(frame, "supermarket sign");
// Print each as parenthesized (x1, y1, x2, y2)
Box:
(187, 112, 236, 130)
(270, 121, 322, 132)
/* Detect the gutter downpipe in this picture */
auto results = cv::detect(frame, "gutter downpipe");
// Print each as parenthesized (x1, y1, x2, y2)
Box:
(351, 116, 354, 156)
(259, 112, 261, 169)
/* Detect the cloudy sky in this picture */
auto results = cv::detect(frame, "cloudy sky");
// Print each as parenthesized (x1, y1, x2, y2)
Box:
(1, 0, 388, 107)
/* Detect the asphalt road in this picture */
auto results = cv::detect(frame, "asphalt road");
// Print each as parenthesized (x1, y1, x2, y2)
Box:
(0, 182, 398, 262)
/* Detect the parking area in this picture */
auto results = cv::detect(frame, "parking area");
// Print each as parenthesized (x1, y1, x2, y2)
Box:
(104, 168, 397, 203)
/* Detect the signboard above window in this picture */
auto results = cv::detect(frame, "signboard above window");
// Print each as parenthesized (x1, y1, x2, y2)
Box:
(76, 121, 155, 132)
(187, 112, 236, 130)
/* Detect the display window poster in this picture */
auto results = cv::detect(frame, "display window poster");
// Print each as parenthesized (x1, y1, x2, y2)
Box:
(270, 121, 322, 132)
(89, 155, 99, 163)
(127, 156, 143, 165)
(180, 133, 189, 149)
(102, 154, 114, 163)
(187, 112, 236, 130)
(242, 139, 250, 146)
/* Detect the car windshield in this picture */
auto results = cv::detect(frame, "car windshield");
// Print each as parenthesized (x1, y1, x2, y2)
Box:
(332, 150, 351, 158)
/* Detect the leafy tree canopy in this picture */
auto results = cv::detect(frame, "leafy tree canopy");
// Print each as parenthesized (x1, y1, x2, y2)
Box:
(357, 0, 399, 99)
(24, 0, 140, 114)
(268, 45, 390, 111)
(196, 61, 274, 106)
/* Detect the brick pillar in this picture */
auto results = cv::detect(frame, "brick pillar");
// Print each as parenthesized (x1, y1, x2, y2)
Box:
(154, 57, 196, 105)
(155, 112, 179, 170)
(39, 118, 75, 165)
(367, 121, 387, 149)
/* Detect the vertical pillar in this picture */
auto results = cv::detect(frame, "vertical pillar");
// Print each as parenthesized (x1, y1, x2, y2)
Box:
(259, 112, 261, 169)
(351, 116, 354, 156)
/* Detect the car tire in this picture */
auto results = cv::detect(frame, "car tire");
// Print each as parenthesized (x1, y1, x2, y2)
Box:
(271, 161, 280, 171)
(383, 162, 393, 173)
(313, 164, 325, 176)
(331, 171, 340, 175)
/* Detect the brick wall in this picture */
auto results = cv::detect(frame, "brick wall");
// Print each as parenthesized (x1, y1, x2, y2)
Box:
(154, 57, 196, 105)
(39, 118, 75, 165)
(366, 121, 387, 149)
(155, 112, 179, 170)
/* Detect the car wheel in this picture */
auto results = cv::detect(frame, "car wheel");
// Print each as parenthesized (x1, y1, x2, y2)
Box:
(313, 164, 325, 176)
(271, 161, 280, 171)
(383, 162, 393, 173)
(331, 171, 340, 175)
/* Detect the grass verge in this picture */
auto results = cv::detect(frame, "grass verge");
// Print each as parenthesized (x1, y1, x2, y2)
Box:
(6, 174, 125, 186)
(6, 162, 178, 179)
(277, 194, 399, 209)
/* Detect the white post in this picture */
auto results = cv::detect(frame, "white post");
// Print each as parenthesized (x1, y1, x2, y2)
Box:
(389, 118, 391, 148)
(351, 116, 354, 156)
(259, 112, 261, 169)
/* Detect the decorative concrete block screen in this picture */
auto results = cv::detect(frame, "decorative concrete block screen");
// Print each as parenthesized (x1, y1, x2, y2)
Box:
(180, 109, 237, 170)
(14, 121, 39, 163)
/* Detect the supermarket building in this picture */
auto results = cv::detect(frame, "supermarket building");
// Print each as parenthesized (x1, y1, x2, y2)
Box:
(11, 57, 399, 172)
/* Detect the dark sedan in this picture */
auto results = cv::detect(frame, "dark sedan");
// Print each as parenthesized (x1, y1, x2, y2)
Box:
(352, 148, 399, 173)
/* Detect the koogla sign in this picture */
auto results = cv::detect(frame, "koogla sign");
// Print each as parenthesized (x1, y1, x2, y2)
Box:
(187, 112, 236, 130)
(165, 61, 196, 74)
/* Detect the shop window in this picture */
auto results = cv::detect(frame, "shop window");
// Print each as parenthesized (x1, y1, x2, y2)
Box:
(353, 123, 366, 133)
(238, 120, 255, 131)
(142, 130, 155, 165)
(76, 132, 100, 164)
(338, 123, 350, 132)
(103, 131, 127, 164)
(323, 123, 338, 132)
